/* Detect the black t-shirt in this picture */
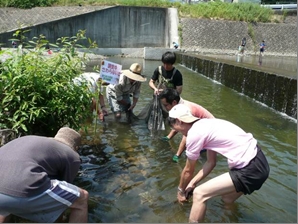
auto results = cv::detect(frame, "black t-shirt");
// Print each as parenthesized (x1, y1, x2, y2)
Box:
(151, 66, 183, 89)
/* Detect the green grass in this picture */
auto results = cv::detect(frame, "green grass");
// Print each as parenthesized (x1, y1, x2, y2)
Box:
(58, 0, 274, 22)
(0, 0, 275, 23)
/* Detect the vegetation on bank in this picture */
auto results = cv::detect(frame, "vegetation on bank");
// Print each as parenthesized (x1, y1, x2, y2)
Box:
(0, 0, 276, 23)
(0, 29, 98, 136)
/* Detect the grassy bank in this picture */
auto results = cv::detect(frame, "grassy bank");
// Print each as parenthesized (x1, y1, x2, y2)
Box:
(57, 0, 274, 22)
(0, 0, 275, 23)
(55, 0, 274, 22)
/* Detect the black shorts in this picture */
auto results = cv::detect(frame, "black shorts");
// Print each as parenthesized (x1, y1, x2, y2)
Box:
(229, 145, 270, 195)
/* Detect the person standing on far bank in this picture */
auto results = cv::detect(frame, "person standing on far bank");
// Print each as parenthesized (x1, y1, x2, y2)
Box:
(259, 40, 266, 56)
(238, 37, 246, 55)
(0, 127, 89, 223)
(173, 42, 179, 49)
(168, 104, 270, 223)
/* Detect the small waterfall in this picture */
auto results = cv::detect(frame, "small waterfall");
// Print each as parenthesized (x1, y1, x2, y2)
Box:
(177, 53, 297, 119)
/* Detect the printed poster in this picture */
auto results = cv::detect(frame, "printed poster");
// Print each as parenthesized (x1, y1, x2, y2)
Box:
(100, 60, 122, 85)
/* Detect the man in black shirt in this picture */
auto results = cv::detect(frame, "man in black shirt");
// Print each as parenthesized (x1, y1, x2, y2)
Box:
(149, 51, 183, 95)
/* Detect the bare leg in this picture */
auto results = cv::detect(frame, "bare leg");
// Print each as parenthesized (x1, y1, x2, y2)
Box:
(189, 172, 242, 222)
(68, 188, 89, 223)
(221, 191, 243, 204)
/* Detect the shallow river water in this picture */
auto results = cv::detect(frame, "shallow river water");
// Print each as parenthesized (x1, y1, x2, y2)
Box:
(77, 57, 296, 223)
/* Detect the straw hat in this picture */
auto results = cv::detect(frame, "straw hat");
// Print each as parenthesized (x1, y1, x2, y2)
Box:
(54, 127, 81, 151)
(122, 63, 147, 82)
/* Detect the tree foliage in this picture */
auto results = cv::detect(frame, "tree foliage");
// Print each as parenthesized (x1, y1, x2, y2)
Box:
(1, 0, 57, 8)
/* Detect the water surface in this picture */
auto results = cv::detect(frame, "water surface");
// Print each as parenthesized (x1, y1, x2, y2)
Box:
(78, 57, 296, 223)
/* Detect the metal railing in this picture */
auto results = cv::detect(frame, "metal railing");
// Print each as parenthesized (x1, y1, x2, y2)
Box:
(261, 3, 297, 10)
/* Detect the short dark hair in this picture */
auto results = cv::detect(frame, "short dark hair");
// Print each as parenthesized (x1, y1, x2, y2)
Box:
(158, 88, 180, 104)
(161, 51, 176, 64)
(167, 117, 177, 127)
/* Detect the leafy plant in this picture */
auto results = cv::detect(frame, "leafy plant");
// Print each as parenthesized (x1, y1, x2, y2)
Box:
(0, 29, 98, 136)
(2, 0, 58, 8)
(178, 24, 183, 46)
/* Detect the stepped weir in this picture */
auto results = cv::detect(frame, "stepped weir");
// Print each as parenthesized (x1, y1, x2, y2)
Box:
(176, 53, 297, 119)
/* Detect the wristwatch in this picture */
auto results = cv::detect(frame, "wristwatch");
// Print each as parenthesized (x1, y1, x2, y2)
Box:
(177, 187, 184, 194)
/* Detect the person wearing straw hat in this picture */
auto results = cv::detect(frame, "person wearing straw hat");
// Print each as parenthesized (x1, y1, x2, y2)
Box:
(167, 104, 270, 222)
(0, 127, 89, 223)
(106, 63, 147, 119)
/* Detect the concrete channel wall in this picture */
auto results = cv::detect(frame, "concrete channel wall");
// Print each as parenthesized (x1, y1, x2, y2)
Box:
(0, 6, 173, 48)
(176, 53, 297, 119)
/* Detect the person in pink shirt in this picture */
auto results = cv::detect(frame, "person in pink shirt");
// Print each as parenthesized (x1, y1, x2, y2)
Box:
(168, 104, 270, 222)
(158, 88, 214, 162)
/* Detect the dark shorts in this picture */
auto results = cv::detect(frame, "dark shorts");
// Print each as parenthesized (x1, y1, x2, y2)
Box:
(260, 48, 265, 53)
(229, 145, 270, 195)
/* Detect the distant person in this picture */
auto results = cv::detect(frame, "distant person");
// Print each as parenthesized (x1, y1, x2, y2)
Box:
(45, 43, 53, 55)
(173, 42, 179, 49)
(238, 37, 246, 55)
(149, 51, 183, 95)
(73, 72, 108, 122)
(168, 104, 270, 223)
(259, 40, 266, 56)
(106, 63, 147, 120)
(11, 41, 17, 48)
(158, 89, 214, 162)
(0, 127, 89, 223)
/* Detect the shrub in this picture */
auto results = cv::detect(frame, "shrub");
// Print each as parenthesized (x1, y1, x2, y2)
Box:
(5, 0, 58, 9)
(0, 29, 98, 136)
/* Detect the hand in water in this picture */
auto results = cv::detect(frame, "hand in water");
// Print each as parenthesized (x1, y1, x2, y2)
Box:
(172, 155, 179, 163)
(185, 187, 194, 200)
(160, 136, 170, 141)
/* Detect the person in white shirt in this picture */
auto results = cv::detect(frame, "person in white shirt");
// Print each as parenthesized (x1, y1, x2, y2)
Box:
(73, 72, 108, 122)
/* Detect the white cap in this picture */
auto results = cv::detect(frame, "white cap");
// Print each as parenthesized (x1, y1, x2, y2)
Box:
(169, 104, 199, 123)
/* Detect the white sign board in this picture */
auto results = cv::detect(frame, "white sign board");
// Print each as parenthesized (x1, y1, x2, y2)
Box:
(100, 60, 122, 85)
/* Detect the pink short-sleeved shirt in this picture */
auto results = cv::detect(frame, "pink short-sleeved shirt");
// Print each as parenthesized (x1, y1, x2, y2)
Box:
(180, 98, 214, 119)
(186, 118, 258, 169)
